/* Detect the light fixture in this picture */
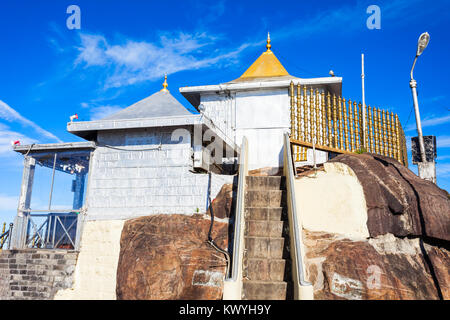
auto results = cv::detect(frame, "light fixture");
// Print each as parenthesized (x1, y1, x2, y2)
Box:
(416, 32, 430, 57)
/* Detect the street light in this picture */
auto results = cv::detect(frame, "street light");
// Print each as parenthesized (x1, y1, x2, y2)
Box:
(410, 32, 435, 183)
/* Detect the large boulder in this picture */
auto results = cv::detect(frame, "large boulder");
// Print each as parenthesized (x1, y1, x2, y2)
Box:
(116, 214, 229, 300)
(299, 153, 450, 300)
(303, 230, 449, 300)
(330, 153, 450, 241)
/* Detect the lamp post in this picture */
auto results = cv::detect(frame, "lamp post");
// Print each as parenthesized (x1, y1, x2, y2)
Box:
(410, 32, 436, 183)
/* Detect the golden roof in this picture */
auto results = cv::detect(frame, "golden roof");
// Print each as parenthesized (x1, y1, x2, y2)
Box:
(234, 33, 289, 82)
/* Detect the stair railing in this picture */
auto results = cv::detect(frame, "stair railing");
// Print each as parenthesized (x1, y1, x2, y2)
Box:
(283, 132, 314, 299)
(223, 136, 248, 300)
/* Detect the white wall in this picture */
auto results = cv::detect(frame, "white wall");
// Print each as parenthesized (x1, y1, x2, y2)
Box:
(86, 127, 234, 220)
(234, 89, 290, 170)
(54, 219, 124, 300)
(294, 162, 369, 239)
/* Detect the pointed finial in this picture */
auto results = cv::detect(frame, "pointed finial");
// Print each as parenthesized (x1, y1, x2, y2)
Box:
(266, 32, 271, 51)
(161, 74, 169, 92)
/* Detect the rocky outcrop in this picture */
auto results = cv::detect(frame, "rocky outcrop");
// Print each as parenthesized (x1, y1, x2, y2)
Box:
(299, 153, 450, 300)
(330, 153, 450, 241)
(207, 183, 235, 219)
(303, 230, 449, 300)
(116, 214, 229, 300)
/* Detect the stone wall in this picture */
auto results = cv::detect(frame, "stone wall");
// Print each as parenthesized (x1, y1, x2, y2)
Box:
(0, 249, 78, 300)
(87, 127, 234, 220)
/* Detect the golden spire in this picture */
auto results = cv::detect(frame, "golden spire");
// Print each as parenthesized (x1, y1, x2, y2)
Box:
(161, 74, 169, 92)
(233, 33, 289, 81)
(266, 32, 271, 51)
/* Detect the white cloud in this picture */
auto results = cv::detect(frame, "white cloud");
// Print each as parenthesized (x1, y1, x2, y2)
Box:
(437, 136, 450, 148)
(406, 113, 450, 132)
(89, 105, 124, 120)
(0, 123, 37, 156)
(0, 100, 62, 143)
(0, 193, 18, 213)
(75, 32, 258, 88)
(437, 163, 450, 177)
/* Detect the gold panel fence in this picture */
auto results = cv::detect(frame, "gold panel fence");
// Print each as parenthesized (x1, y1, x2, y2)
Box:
(289, 82, 408, 166)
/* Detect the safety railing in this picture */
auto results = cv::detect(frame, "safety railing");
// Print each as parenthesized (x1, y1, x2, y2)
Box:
(289, 82, 408, 166)
(283, 132, 313, 299)
(223, 136, 248, 300)
(25, 212, 78, 249)
(0, 223, 13, 250)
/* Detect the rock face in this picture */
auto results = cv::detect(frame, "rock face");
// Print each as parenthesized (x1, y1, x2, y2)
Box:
(116, 214, 229, 300)
(330, 153, 450, 241)
(207, 183, 235, 219)
(301, 153, 450, 300)
(303, 230, 449, 300)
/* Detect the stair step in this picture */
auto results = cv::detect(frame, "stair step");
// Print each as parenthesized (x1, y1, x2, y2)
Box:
(243, 281, 287, 300)
(246, 220, 284, 237)
(246, 258, 286, 281)
(245, 207, 284, 221)
(246, 176, 286, 191)
(245, 236, 284, 259)
(245, 190, 286, 208)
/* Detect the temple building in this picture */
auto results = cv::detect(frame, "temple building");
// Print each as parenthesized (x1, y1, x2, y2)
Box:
(1, 33, 415, 301)
(181, 33, 342, 170)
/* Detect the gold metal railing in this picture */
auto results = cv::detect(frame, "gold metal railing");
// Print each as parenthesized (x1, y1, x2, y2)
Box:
(289, 82, 408, 166)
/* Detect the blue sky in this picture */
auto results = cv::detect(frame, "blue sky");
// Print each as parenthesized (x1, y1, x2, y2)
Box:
(1, 0, 449, 224)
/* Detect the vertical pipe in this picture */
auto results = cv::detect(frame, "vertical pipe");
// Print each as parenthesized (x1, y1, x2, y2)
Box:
(343, 98, 349, 151)
(321, 92, 326, 146)
(315, 89, 320, 144)
(355, 102, 360, 151)
(377, 109, 383, 155)
(332, 95, 337, 148)
(309, 88, 314, 143)
(303, 86, 308, 144)
(297, 84, 301, 141)
(368, 106, 373, 153)
(395, 114, 401, 162)
(338, 97, 343, 149)
(290, 82, 295, 138)
(349, 99, 354, 152)
(48, 153, 58, 210)
(327, 93, 332, 147)
(382, 110, 388, 157)
(361, 54, 367, 148)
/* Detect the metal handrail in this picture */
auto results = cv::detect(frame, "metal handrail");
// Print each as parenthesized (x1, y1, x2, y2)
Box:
(227, 136, 248, 281)
(283, 133, 312, 290)
(0, 223, 13, 249)
(25, 213, 78, 249)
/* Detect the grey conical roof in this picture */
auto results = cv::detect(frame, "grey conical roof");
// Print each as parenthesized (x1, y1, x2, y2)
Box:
(103, 90, 192, 120)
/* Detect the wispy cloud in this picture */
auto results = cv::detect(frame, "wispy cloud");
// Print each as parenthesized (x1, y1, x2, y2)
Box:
(74, 31, 258, 88)
(88, 105, 124, 120)
(0, 123, 37, 155)
(437, 163, 450, 177)
(406, 113, 450, 132)
(437, 136, 450, 148)
(274, 0, 448, 41)
(0, 193, 19, 213)
(0, 100, 62, 143)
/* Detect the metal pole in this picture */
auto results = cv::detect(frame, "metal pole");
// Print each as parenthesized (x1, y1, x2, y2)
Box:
(361, 54, 367, 149)
(410, 77, 427, 163)
(410, 54, 436, 183)
(48, 153, 57, 210)
(7, 223, 13, 250)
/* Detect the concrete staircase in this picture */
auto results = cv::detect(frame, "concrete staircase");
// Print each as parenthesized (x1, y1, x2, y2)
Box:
(242, 175, 292, 300)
